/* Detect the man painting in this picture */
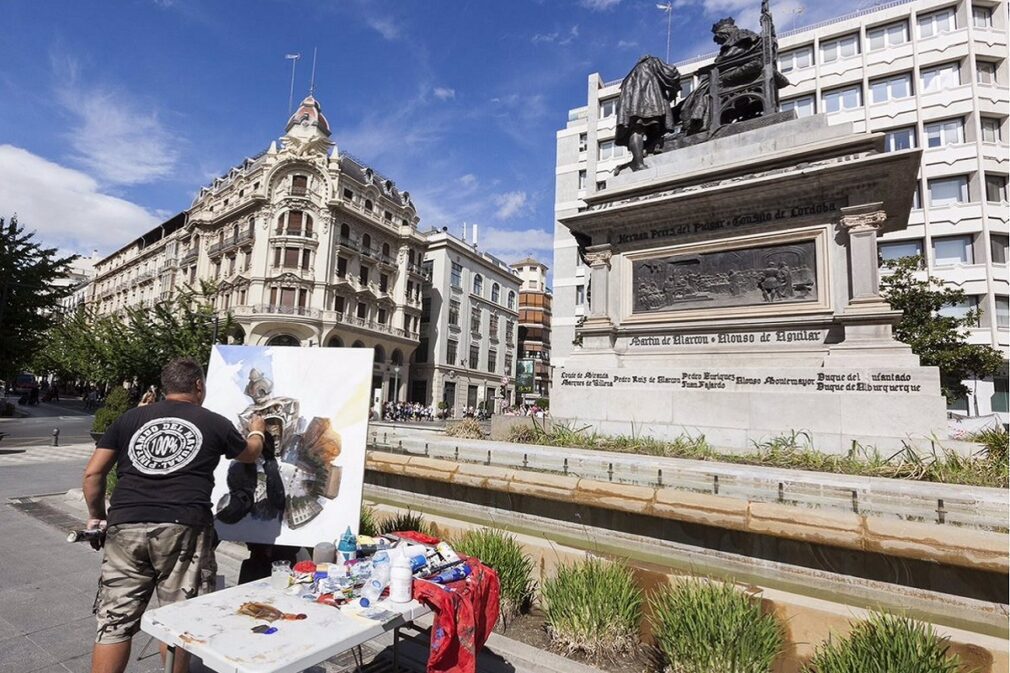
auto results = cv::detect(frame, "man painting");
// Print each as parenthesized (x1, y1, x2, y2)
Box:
(614, 55, 682, 172)
(83, 357, 266, 673)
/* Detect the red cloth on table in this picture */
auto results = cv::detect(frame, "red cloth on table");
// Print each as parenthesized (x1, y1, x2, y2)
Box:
(411, 556, 501, 673)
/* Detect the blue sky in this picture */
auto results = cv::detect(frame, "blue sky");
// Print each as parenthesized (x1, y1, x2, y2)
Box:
(0, 0, 839, 266)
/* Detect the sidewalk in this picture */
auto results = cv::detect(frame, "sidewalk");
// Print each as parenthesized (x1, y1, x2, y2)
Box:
(3, 485, 605, 673)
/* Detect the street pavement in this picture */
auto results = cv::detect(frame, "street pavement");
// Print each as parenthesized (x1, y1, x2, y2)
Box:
(1, 395, 95, 448)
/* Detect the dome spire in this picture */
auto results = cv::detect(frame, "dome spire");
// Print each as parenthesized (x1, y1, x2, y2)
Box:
(285, 94, 331, 137)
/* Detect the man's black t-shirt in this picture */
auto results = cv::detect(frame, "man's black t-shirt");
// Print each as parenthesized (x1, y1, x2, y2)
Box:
(99, 399, 246, 526)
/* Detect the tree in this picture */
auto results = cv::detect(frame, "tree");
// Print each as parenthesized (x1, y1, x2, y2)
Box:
(881, 256, 1005, 408)
(0, 216, 77, 381)
(34, 282, 232, 389)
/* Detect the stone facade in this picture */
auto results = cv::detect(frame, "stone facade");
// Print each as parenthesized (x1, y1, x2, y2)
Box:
(554, 0, 1009, 419)
(414, 228, 520, 414)
(89, 96, 428, 402)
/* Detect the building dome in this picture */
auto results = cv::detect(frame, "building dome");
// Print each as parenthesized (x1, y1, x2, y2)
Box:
(285, 95, 331, 136)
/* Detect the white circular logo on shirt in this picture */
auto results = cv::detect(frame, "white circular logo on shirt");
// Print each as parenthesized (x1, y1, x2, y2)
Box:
(127, 418, 203, 475)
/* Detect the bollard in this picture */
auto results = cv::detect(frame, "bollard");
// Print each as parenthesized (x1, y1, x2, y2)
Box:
(713, 474, 719, 494)
(851, 490, 859, 514)
(936, 498, 946, 524)
(522, 453, 528, 468)
(777, 482, 784, 503)
(454, 446, 459, 462)
(486, 450, 491, 466)
(424, 442, 429, 457)
(52, 427, 60, 447)
(398, 440, 403, 451)
(657, 468, 663, 487)
(563, 458, 568, 475)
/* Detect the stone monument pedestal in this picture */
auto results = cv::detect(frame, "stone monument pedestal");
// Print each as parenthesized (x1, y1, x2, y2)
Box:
(554, 114, 949, 454)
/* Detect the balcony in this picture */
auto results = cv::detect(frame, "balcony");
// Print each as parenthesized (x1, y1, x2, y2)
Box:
(337, 236, 359, 252)
(376, 253, 396, 269)
(250, 304, 320, 318)
(271, 230, 318, 245)
(407, 262, 431, 280)
(180, 249, 199, 265)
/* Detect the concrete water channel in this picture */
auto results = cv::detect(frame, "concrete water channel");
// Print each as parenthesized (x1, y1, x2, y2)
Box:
(363, 424, 1009, 670)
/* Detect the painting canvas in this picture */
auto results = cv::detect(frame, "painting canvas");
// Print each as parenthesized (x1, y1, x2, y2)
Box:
(205, 345, 374, 546)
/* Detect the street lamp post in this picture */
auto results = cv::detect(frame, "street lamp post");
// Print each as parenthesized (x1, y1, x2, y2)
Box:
(393, 366, 401, 403)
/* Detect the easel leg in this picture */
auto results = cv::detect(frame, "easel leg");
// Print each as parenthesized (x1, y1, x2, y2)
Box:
(393, 626, 400, 673)
(164, 645, 175, 673)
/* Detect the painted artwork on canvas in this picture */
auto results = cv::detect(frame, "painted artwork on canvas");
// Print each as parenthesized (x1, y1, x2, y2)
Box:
(205, 345, 374, 546)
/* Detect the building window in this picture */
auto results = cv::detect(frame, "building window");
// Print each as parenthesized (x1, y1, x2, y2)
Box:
(780, 95, 815, 117)
(820, 33, 859, 63)
(996, 296, 1010, 328)
(377, 308, 387, 324)
(343, 188, 354, 201)
(364, 199, 373, 212)
(884, 126, 917, 152)
(489, 313, 499, 335)
(470, 307, 482, 332)
(506, 319, 515, 344)
(469, 344, 480, 369)
(359, 266, 369, 285)
(334, 296, 345, 313)
(870, 73, 912, 103)
(357, 302, 367, 319)
(599, 97, 617, 118)
(920, 62, 960, 92)
(449, 299, 460, 326)
(596, 180, 607, 191)
(985, 174, 1008, 203)
(976, 60, 998, 85)
(415, 338, 429, 363)
(928, 176, 969, 206)
(913, 184, 922, 209)
(932, 234, 974, 265)
(379, 274, 389, 292)
(445, 338, 460, 365)
(450, 262, 462, 289)
(473, 274, 483, 296)
(291, 175, 307, 195)
(507, 291, 516, 310)
(924, 118, 964, 147)
(937, 296, 979, 321)
(578, 133, 587, 152)
(778, 46, 813, 73)
(337, 256, 347, 278)
(301, 250, 311, 270)
(491, 283, 500, 303)
(973, 4, 994, 28)
(918, 7, 956, 38)
(578, 170, 587, 190)
(598, 140, 619, 160)
(822, 85, 862, 113)
(981, 117, 1003, 143)
(868, 21, 908, 50)
(575, 285, 585, 306)
(879, 239, 923, 262)
(504, 353, 513, 375)
(991, 234, 1009, 265)
(283, 247, 299, 268)
(488, 350, 497, 373)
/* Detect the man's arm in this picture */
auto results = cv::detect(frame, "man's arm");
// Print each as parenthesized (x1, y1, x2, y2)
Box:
(82, 448, 117, 528)
(232, 413, 266, 464)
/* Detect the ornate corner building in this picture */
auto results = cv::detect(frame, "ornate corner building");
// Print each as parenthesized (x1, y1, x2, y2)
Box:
(511, 258, 552, 403)
(89, 95, 429, 402)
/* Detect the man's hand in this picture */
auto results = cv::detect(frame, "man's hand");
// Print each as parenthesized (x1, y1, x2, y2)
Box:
(248, 414, 266, 434)
(86, 518, 108, 551)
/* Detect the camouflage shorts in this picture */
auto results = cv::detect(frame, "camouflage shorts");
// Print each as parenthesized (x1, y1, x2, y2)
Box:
(94, 523, 217, 644)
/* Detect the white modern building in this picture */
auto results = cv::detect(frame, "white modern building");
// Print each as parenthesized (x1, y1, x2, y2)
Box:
(90, 95, 429, 402)
(56, 249, 101, 312)
(553, 0, 1008, 417)
(414, 227, 521, 414)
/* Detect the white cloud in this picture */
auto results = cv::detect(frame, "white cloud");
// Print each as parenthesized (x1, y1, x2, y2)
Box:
(433, 86, 456, 101)
(459, 174, 477, 188)
(580, 0, 621, 10)
(58, 83, 179, 186)
(479, 225, 554, 263)
(617, 39, 639, 49)
(532, 25, 579, 45)
(0, 145, 161, 253)
(367, 16, 402, 40)
(493, 190, 529, 220)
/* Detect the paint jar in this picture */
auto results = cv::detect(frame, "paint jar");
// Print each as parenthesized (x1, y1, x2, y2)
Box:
(313, 542, 336, 564)
(271, 560, 292, 590)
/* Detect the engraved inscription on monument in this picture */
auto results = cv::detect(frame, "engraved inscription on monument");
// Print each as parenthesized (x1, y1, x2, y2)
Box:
(632, 240, 817, 313)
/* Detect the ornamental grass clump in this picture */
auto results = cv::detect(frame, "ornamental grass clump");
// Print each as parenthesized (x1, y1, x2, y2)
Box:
(444, 418, 486, 439)
(541, 557, 643, 659)
(650, 579, 784, 673)
(806, 612, 961, 673)
(454, 528, 534, 622)
(378, 510, 432, 535)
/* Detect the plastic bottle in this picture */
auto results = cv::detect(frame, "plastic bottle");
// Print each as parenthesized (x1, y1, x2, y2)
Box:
(371, 551, 391, 585)
(358, 576, 388, 607)
(337, 527, 357, 562)
(388, 555, 413, 603)
(431, 564, 471, 584)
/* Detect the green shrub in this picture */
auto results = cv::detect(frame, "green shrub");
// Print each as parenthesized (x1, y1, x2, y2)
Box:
(454, 528, 534, 621)
(92, 387, 131, 434)
(650, 579, 784, 673)
(970, 425, 1008, 463)
(359, 505, 379, 537)
(378, 510, 431, 535)
(541, 557, 643, 659)
(444, 418, 486, 439)
(806, 612, 961, 673)
(505, 423, 538, 444)
(105, 470, 118, 498)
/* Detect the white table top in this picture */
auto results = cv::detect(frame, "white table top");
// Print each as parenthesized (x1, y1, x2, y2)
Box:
(140, 580, 430, 673)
